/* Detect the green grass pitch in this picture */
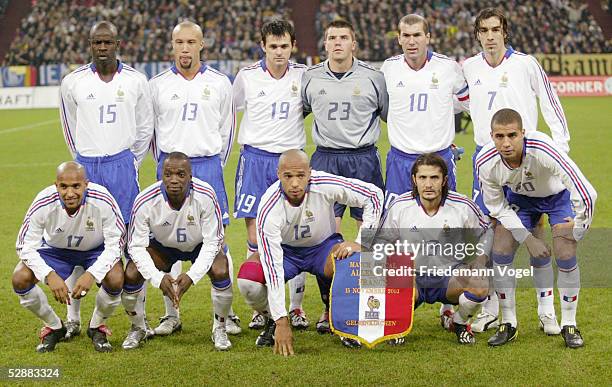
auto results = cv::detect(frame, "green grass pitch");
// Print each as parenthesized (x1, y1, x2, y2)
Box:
(0, 98, 609, 385)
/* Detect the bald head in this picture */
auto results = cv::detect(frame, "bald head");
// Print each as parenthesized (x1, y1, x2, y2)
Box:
(172, 20, 203, 40)
(56, 161, 86, 180)
(90, 21, 118, 39)
(279, 149, 309, 170)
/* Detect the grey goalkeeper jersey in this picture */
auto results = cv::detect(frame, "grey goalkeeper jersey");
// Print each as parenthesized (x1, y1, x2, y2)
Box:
(301, 59, 388, 149)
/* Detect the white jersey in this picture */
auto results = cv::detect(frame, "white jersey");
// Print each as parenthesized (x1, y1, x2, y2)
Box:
(16, 183, 125, 283)
(381, 51, 469, 153)
(60, 62, 154, 164)
(128, 178, 224, 288)
(257, 170, 384, 320)
(462, 47, 570, 151)
(150, 64, 235, 165)
(475, 131, 596, 243)
(380, 191, 489, 270)
(233, 60, 306, 153)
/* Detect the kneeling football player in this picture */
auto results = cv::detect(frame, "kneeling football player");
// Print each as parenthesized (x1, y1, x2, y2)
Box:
(123, 152, 233, 350)
(237, 150, 384, 355)
(381, 153, 491, 345)
(13, 162, 124, 352)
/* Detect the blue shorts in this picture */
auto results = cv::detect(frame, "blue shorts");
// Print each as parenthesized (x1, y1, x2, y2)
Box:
(157, 152, 230, 225)
(506, 189, 574, 230)
(77, 149, 138, 223)
(148, 238, 203, 268)
(414, 274, 453, 309)
(38, 245, 104, 281)
(281, 233, 343, 281)
(234, 145, 281, 218)
(472, 145, 489, 215)
(385, 146, 456, 209)
(311, 145, 384, 221)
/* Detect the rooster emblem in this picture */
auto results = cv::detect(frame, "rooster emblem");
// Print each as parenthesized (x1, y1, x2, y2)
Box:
(367, 296, 380, 312)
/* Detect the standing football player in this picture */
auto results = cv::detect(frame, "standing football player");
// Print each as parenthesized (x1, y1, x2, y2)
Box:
(301, 18, 388, 334)
(380, 14, 469, 329)
(462, 8, 571, 333)
(233, 19, 310, 331)
(59, 21, 154, 340)
(476, 109, 596, 348)
(149, 20, 240, 337)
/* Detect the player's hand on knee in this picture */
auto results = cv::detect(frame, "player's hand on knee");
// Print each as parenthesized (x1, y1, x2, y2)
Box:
(273, 317, 294, 357)
(524, 234, 551, 258)
(553, 217, 576, 241)
(46, 271, 70, 305)
(334, 241, 361, 260)
(160, 274, 178, 307)
(175, 273, 193, 304)
(72, 271, 95, 299)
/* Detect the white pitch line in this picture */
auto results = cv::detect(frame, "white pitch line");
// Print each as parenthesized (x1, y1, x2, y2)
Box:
(0, 119, 58, 135)
(0, 161, 60, 168)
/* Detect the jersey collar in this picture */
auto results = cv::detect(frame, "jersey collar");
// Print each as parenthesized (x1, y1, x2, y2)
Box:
(90, 60, 123, 74)
(403, 49, 433, 71)
(414, 193, 446, 217)
(324, 57, 357, 80)
(261, 59, 289, 78)
(481, 46, 514, 66)
(171, 62, 207, 76)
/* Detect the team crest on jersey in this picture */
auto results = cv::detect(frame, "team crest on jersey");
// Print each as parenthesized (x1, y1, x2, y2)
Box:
(187, 214, 196, 226)
(365, 296, 380, 319)
(500, 72, 509, 88)
(352, 85, 361, 96)
(202, 86, 211, 100)
(304, 209, 315, 223)
(430, 73, 439, 89)
(291, 82, 298, 97)
(524, 169, 534, 180)
(85, 217, 95, 232)
(116, 86, 125, 102)
(443, 222, 450, 233)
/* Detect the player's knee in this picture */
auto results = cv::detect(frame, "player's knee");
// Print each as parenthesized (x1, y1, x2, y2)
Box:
(209, 255, 230, 282)
(11, 263, 36, 291)
(103, 262, 124, 292)
(123, 260, 144, 287)
(237, 260, 265, 284)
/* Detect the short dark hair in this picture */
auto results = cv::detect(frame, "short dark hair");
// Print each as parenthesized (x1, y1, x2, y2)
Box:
(411, 153, 449, 199)
(261, 19, 295, 45)
(491, 108, 523, 131)
(325, 19, 355, 40)
(164, 152, 191, 170)
(398, 14, 430, 35)
(474, 7, 509, 44)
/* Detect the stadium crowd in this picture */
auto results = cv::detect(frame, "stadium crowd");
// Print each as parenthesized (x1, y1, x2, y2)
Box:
(3, 0, 290, 65)
(316, 0, 611, 61)
(3, 0, 611, 65)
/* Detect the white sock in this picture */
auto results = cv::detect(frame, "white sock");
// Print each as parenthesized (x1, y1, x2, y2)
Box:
(122, 287, 146, 329)
(493, 261, 517, 327)
(211, 285, 233, 329)
(90, 287, 121, 328)
(66, 266, 84, 322)
(163, 261, 181, 318)
(288, 272, 306, 311)
(18, 285, 62, 329)
(453, 292, 485, 325)
(237, 278, 269, 313)
(483, 289, 499, 316)
(246, 241, 258, 259)
(225, 246, 237, 317)
(557, 258, 580, 327)
(531, 257, 555, 316)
